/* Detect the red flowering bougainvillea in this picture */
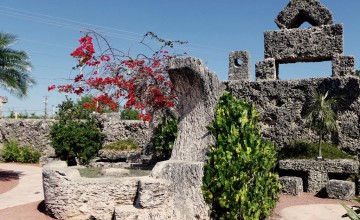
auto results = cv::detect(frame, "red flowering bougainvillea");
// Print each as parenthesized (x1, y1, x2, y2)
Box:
(49, 31, 187, 121)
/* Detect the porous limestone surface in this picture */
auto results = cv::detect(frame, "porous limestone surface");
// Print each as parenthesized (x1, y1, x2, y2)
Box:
(275, 0, 333, 29)
(43, 161, 171, 220)
(166, 57, 224, 162)
(97, 149, 141, 163)
(264, 24, 343, 63)
(0, 116, 152, 158)
(332, 55, 355, 77)
(279, 159, 358, 193)
(101, 168, 130, 177)
(255, 58, 277, 81)
(225, 77, 360, 154)
(327, 180, 355, 200)
(279, 176, 303, 196)
(148, 57, 224, 220)
(228, 51, 251, 81)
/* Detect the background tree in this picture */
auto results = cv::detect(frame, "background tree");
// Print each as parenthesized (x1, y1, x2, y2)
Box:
(0, 33, 35, 98)
(305, 90, 338, 160)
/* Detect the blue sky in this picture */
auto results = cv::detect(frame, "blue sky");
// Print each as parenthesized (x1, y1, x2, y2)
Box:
(1, 0, 360, 116)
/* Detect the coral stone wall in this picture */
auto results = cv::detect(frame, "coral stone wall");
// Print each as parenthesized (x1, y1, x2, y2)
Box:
(0, 114, 153, 157)
(225, 76, 360, 155)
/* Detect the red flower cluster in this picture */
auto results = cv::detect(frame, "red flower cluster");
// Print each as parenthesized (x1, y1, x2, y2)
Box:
(49, 31, 185, 122)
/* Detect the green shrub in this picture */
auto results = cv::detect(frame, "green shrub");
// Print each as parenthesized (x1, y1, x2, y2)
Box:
(202, 92, 280, 220)
(121, 109, 140, 120)
(278, 141, 355, 160)
(1, 140, 41, 163)
(103, 139, 140, 151)
(50, 99, 104, 165)
(152, 113, 178, 160)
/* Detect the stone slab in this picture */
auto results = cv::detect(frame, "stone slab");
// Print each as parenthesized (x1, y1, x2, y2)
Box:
(275, 0, 333, 29)
(255, 58, 277, 81)
(327, 180, 355, 200)
(332, 55, 355, 77)
(264, 24, 343, 63)
(228, 51, 251, 81)
(279, 176, 303, 196)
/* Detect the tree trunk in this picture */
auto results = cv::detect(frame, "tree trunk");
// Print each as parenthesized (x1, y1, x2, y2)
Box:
(318, 134, 323, 159)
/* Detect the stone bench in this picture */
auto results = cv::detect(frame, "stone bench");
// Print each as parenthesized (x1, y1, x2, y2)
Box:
(279, 176, 303, 196)
(327, 180, 355, 200)
(279, 159, 359, 193)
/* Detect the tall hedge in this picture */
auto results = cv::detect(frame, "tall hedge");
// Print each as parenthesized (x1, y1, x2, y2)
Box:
(202, 92, 280, 220)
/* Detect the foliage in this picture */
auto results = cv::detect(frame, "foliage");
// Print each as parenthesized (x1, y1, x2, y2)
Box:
(0, 140, 41, 163)
(48, 31, 187, 121)
(0, 32, 36, 98)
(278, 141, 356, 160)
(342, 202, 360, 220)
(152, 112, 178, 160)
(7, 110, 43, 119)
(202, 92, 280, 220)
(49, 98, 104, 165)
(120, 109, 140, 120)
(305, 89, 339, 159)
(103, 139, 140, 151)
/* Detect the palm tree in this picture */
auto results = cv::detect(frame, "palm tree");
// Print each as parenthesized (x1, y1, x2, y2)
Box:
(0, 33, 35, 98)
(305, 89, 338, 160)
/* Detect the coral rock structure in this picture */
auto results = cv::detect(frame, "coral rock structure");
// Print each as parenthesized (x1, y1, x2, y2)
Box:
(256, 0, 354, 80)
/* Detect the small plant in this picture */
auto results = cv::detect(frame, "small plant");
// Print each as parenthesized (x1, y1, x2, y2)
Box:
(278, 141, 356, 160)
(305, 89, 339, 160)
(103, 139, 140, 151)
(0, 140, 41, 163)
(202, 92, 280, 220)
(342, 200, 360, 220)
(152, 112, 178, 160)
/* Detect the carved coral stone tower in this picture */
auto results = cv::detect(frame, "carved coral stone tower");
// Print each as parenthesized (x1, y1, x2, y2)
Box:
(255, 0, 355, 81)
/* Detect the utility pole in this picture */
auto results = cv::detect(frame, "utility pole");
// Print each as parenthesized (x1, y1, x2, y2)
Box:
(43, 96, 48, 119)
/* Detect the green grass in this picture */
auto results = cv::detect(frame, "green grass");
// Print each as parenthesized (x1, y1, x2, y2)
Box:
(103, 139, 140, 151)
(278, 141, 356, 160)
(78, 167, 102, 178)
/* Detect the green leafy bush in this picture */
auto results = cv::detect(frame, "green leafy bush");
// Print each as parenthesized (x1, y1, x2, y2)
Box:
(152, 113, 178, 160)
(202, 92, 280, 220)
(278, 141, 355, 160)
(1, 140, 41, 163)
(120, 109, 140, 120)
(103, 139, 140, 151)
(50, 99, 104, 165)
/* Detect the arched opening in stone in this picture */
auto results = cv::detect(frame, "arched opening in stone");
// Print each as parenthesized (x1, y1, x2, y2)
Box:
(289, 10, 318, 29)
(278, 61, 332, 80)
(234, 58, 243, 67)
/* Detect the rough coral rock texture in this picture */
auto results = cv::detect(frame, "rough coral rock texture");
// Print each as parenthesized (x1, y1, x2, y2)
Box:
(0, 115, 152, 158)
(327, 180, 355, 200)
(43, 161, 172, 220)
(228, 51, 251, 81)
(166, 57, 224, 162)
(264, 24, 343, 63)
(255, 58, 277, 81)
(332, 55, 355, 77)
(0, 119, 55, 157)
(150, 57, 224, 219)
(225, 77, 360, 154)
(97, 149, 141, 163)
(279, 176, 303, 196)
(279, 159, 359, 193)
(135, 177, 171, 209)
(275, 0, 333, 29)
(114, 205, 177, 220)
(96, 113, 153, 151)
